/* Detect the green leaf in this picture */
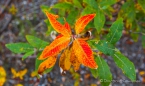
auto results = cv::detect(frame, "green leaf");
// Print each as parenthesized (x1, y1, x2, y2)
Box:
(58, 17, 65, 24)
(142, 35, 145, 48)
(90, 68, 98, 78)
(66, 8, 79, 25)
(58, 9, 66, 17)
(83, 0, 98, 9)
(44, 19, 54, 35)
(52, 2, 73, 10)
(40, 5, 50, 13)
(6, 43, 34, 53)
(22, 51, 34, 60)
(138, 0, 145, 13)
(94, 9, 105, 33)
(113, 52, 136, 81)
(73, 0, 83, 8)
(35, 53, 43, 71)
(99, 0, 117, 9)
(96, 56, 112, 86)
(94, 40, 115, 56)
(44, 67, 53, 74)
(130, 22, 140, 42)
(87, 40, 97, 49)
(118, 1, 135, 24)
(103, 6, 113, 19)
(81, 6, 96, 16)
(106, 18, 124, 44)
(26, 35, 48, 49)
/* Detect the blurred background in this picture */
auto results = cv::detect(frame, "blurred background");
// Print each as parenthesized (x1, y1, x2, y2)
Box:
(0, 0, 145, 86)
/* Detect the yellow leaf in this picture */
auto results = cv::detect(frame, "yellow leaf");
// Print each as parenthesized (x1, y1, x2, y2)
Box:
(0, 66, 6, 86)
(70, 48, 80, 71)
(19, 69, 27, 80)
(139, 71, 145, 76)
(90, 84, 97, 86)
(125, 20, 132, 29)
(0, 66, 6, 77)
(0, 77, 6, 86)
(15, 84, 23, 86)
(31, 71, 38, 77)
(59, 48, 71, 71)
(9, 4, 17, 15)
(11, 68, 27, 80)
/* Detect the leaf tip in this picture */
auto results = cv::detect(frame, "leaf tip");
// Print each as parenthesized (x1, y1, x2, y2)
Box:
(5, 44, 9, 48)
(38, 54, 47, 60)
(91, 13, 96, 17)
(38, 74, 43, 78)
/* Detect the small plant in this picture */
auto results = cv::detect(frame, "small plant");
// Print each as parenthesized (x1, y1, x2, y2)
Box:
(6, 0, 138, 86)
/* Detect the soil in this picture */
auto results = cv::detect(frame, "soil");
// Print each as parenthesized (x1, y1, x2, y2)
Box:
(0, 0, 145, 86)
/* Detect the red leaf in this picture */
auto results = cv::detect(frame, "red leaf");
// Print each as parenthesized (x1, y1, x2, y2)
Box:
(75, 14, 96, 34)
(55, 34, 63, 39)
(64, 22, 72, 35)
(73, 38, 98, 69)
(45, 12, 71, 36)
(39, 36, 70, 60)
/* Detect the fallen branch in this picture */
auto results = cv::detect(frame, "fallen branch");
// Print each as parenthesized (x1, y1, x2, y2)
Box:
(0, 0, 11, 16)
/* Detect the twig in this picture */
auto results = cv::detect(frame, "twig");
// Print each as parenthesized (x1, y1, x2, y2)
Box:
(0, 14, 12, 34)
(0, 0, 12, 34)
(0, 0, 11, 16)
(5, 54, 37, 59)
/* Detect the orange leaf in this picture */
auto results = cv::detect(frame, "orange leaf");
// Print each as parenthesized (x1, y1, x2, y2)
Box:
(72, 38, 98, 69)
(70, 48, 80, 71)
(38, 57, 57, 74)
(59, 48, 71, 71)
(75, 14, 96, 34)
(45, 12, 71, 36)
(39, 36, 70, 60)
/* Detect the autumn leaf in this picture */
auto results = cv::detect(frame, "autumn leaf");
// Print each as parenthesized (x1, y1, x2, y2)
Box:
(55, 34, 63, 39)
(15, 84, 23, 86)
(38, 12, 97, 74)
(70, 48, 81, 71)
(45, 12, 71, 36)
(64, 22, 72, 35)
(31, 70, 38, 77)
(59, 48, 71, 71)
(75, 14, 96, 34)
(73, 38, 98, 69)
(11, 68, 27, 80)
(0, 66, 6, 86)
(39, 36, 70, 60)
(38, 57, 57, 74)
(9, 4, 17, 15)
